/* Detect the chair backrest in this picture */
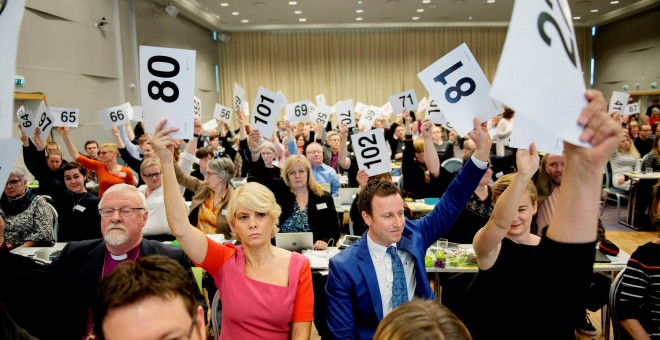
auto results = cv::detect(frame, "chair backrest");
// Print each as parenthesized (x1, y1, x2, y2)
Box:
(609, 269, 626, 340)
(441, 157, 463, 175)
(211, 290, 222, 340)
(40, 195, 59, 242)
(605, 161, 614, 189)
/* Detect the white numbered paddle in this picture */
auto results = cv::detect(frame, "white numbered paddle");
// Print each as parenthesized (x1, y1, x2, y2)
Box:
(625, 103, 640, 115)
(49, 107, 79, 127)
(418, 43, 502, 137)
(609, 91, 629, 114)
(350, 128, 391, 176)
(389, 89, 419, 114)
(193, 96, 202, 119)
(213, 103, 233, 124)
(250, 87, 283, 139)
(98, 103, 131, 129)
(140, 45, 196, 139)
(335, 99, 356, 128)
(285, 100, 311, 123)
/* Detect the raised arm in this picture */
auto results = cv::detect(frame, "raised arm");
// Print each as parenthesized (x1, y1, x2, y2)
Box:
(58, 127, 80, 160)
(473, 144, 539, 270)
(337, 124, 352, 170)
(547, 90, 620, 243)
(420, 120, 440, 178)
(151, 119, 209, 264)
(118, 123, 141, 160)
(248, 129, 262, 162)
(111, 126, 126, 149)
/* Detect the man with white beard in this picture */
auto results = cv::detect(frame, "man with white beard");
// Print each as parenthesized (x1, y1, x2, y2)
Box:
(0, 184, 205, 340)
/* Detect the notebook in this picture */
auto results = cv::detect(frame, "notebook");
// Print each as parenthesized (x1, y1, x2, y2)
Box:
(275, 232, 314, 252)
(338, 187, 360, 205)
(595, 249, 612, 263)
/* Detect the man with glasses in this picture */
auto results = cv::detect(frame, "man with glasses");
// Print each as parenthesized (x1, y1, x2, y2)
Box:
(305, 142, 340, 196)
(0, 183, 204, 339)
(634, 123, 654, 157)
(93, 255, 205, 340)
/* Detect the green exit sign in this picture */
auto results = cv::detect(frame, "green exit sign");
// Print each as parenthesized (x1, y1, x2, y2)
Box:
(15, 75, 24, 87)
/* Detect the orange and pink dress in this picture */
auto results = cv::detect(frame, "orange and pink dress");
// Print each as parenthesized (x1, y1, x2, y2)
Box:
(197, 238, 314, 339)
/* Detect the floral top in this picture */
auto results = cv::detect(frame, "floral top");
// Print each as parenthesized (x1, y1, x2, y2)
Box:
(3, 194, 55, 246)
(280, 202, 310, 233)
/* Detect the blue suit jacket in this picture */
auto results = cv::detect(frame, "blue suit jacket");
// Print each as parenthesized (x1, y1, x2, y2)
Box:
(326, 159, 485, 339)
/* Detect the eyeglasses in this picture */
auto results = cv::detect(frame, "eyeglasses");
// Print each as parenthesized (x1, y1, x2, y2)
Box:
(98, 207, 145, 217)
(142, 172, 161, 179)
(5, 179, 22, 186)
(205, 171, 219, 178)
(307, 150, 323, 154)
(99, 151, 114, 155)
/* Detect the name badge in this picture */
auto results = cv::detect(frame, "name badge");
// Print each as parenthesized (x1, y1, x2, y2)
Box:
(116, 172, 127, 178)
(221, 209, 228, 216)
(316, 203, 328, 210)
(74, 204, 86, 212)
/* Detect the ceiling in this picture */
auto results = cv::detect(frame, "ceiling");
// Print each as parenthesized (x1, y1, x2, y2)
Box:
(165, 0, 660, 32)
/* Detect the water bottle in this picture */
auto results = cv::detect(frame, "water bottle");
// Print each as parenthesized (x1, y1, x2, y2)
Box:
(634, 159, 642, 173)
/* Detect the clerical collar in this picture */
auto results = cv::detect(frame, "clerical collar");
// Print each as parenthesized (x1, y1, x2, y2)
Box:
(108, 244, 141, 261)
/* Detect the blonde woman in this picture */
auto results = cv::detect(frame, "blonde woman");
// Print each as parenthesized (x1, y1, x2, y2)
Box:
(253, 153, 340, 250)
(610, 130, 640, 190)
(59, 127, 135, 196)
(152, 119, 314, 340)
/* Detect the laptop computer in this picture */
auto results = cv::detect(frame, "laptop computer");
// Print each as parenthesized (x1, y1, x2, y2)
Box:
(275, 232, 314, 252)
(338, 187, 360, 205)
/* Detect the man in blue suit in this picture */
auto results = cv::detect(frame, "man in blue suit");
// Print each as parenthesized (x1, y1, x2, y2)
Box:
(326, 118, 491, 339)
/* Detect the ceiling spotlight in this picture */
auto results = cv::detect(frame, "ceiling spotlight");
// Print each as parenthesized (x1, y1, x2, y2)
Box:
(468, 16, 473, 20)
(299, 18, 306, 22)
(422, 0, 431, 3)
(220, 3, 229, 7)
(591, 9, 599, 12)
(356, 17, 363, 21)
(165, 5, 179, 17)
(232, 11, 239, 15)
(610, 0, 619, 3)
(356, 9, 364, 13)
(412, 16, 419, 20)
(294, 10, 302, 14)
(289, 1, 297, 5)
(417, 8, 424, 12)
(573, 16, 581, 20)
(241, 19, 249, 23)
(487, 0, 495, 3)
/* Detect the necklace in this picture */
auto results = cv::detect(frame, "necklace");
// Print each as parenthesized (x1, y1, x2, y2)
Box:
(86, 249, 141, 340)
(72, 192, 89, 211)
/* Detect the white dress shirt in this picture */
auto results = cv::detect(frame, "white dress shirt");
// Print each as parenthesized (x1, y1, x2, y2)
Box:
(366, 232, 416, 316)
(138, 185, 172, 236)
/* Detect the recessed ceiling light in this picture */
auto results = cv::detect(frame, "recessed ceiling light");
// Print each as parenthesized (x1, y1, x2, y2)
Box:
(220, 3, 229, 6)
(487, 0, 495, 3)
(232, 11, 239, 15)
(356, 9, 364, 13)
(591, 9, 599, 12)
(422, 0, 431, 3)
(610, 0, 619, 3)
(215, 15, 220, 18)
(299, 18, 306, 22)
(289, 1, 297, 5)
(294, 10, 302, 14)
(468, 16, 473, 20)
(356, 17, 363, 21)
(358, 0, 363, 4)
(241, 19, 249, 23)
(412, 16, 419, 20)
(417, 8, 424, 12)
(573, 16, 581, 20)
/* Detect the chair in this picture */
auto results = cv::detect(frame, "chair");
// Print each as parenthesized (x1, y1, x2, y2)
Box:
(40, 195, 59, 242)
(601, 162, 629, 224)
(608, 269, 626, 340)
(211, 290, 222, 340)
(441, 157, 463, 175)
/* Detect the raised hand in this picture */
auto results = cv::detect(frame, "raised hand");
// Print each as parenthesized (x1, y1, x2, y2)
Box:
(18, 124, 28, 147)
(420, 120, 433, 140)
(570, 90, 622, 168)
(57, 126, 70, 137)
(515, 143, 540, 180)
(356, 169, 369, 189)
(111, 126, 120, 138)
(150, 119, 181, 163)
(33, 128, 45, 151)
(193, 117, 203, 135)
(467, 118, 492, 163)
(339, 124, 349, 140)
(249, 129, 261, 149)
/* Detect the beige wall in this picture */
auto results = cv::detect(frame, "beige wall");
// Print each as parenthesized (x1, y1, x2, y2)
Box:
(593, 7, 660, 104)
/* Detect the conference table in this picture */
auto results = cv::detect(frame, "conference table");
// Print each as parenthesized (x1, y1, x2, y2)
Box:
(622, 172, 660, 230)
